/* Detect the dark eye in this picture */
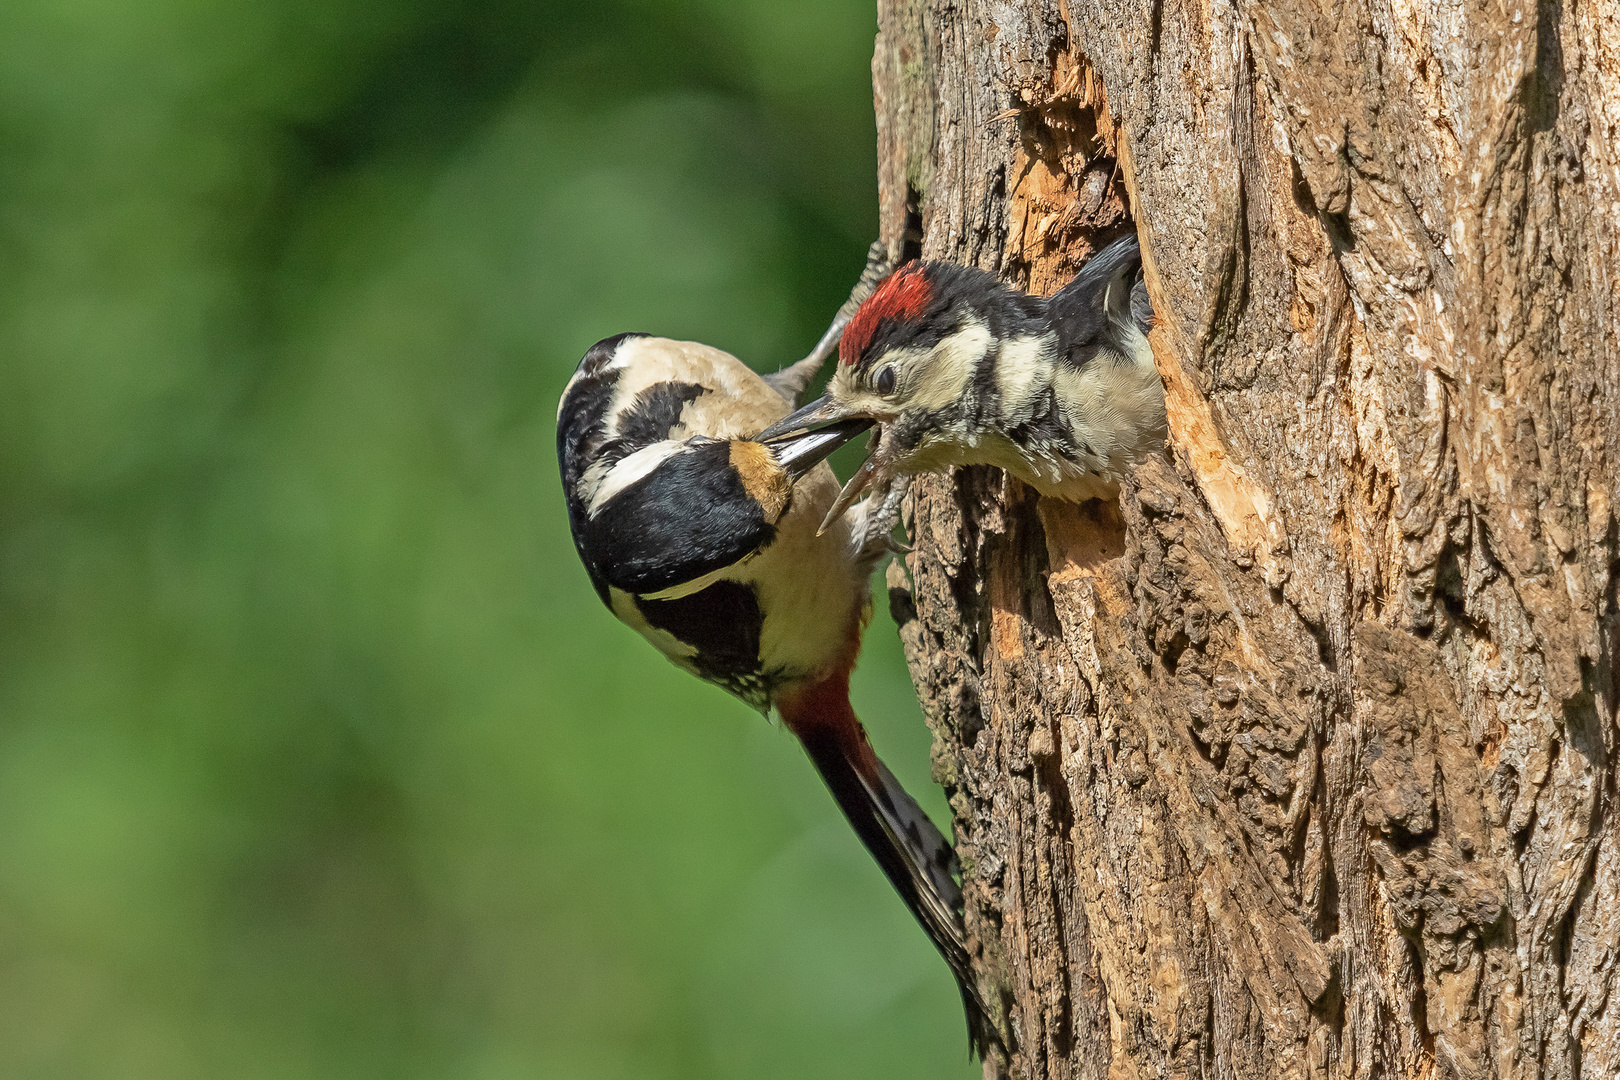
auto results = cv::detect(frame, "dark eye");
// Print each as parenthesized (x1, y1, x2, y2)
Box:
(874, 366, 896, 395)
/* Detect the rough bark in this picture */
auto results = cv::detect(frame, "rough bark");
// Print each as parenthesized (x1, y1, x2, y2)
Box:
(871, 1, 1620, 1078)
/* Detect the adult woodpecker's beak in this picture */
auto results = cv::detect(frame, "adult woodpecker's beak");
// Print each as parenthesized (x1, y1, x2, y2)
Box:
(755, 393, 862, 444)
(760, 410, 873, 482)
(757, 395, 896, 536)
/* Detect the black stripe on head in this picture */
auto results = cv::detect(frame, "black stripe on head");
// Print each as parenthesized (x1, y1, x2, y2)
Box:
(581, 439, 776, 596)
(850, 264, 1047, 372)
(581, 332, 649, 375)
(559, 347, 640, 603)
(559, 333, 654, 601)
(636, 579, 770, 706)
(613, 381, 709, 449)
(585, 382, 713, 502)
(968, 339, 1003, 428)
(885, 410, 935, 457)
(559, 334, 651, 501)
(845, 263, 989, 375)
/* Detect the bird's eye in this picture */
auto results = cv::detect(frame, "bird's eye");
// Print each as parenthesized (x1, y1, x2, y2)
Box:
(874, 366, 896, 396)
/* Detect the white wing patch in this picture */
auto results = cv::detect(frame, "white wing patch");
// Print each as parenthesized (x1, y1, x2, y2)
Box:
(609, 586, 700, 666)
(584, 440, 688, 517)
(991, 333, 1056, 423)
(640, 562, 734, 601)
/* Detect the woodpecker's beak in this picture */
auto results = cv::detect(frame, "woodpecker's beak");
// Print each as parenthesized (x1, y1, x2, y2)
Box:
(761, 414, 873, 482)
(814, 428, 906, 535)
(758, 395, 895, 535)
(755, 393, 864, 443)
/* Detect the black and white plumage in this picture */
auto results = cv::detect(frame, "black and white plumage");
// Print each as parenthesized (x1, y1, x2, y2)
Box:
(558, 332, 873, 707)
(759, 233, 1167, 529)
(556, 319, 1001, 1055)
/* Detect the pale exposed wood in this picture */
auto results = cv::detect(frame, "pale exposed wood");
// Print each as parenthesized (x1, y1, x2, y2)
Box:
(872, 0, 1619, 1076)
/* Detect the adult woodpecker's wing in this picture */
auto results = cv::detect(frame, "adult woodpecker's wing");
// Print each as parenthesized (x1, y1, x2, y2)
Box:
(569, 428, 866, 600)
(1046, 232, 1143, 365)
(575, 438, 783, 598)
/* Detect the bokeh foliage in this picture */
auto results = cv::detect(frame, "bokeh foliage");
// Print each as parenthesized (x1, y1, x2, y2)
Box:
(0, 2, 975, 1076)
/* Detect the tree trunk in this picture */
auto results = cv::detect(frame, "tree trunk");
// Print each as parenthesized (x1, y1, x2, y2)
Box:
(871, 1, 1620, 1078)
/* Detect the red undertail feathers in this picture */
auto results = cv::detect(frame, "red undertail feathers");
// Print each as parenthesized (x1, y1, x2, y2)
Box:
(777, 669, 1001, 1057)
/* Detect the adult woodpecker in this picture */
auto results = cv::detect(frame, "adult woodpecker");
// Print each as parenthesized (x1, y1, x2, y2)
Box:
(758, 232, 1166, 532)
(555, 270, 999, 1054)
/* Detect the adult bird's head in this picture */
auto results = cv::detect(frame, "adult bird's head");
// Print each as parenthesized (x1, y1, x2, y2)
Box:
(558, 333, 876, 606)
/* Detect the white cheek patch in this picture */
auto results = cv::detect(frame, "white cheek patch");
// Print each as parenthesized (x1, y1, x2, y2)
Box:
(585, 440, 689, 517)
(832, 388, 892, 417)
(829, 360, 910, 417)
(558, 371, 584, 422)
(907, 317, 990, 414)
(829, 319, 991, 421)
(992, 333, 1055, 421)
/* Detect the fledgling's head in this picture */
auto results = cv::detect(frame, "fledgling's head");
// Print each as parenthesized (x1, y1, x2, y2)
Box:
(756, 260, 1046, 527)
(826, 260, 1038, 425)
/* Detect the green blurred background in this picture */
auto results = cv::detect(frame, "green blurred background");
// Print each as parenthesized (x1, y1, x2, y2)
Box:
(0, 2, 974, 1077)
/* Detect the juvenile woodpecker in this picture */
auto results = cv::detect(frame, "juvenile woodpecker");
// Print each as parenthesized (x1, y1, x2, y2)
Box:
(556, 294, 999, 1052)
(759, 233, 1166, 530)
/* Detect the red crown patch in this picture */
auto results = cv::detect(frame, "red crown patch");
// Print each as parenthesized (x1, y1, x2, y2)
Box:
(840, 262, 931, 366)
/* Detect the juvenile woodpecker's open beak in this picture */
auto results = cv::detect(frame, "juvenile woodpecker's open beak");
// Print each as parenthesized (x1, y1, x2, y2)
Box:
(761, 414, 872, 482)
(818, 446, 879, 533)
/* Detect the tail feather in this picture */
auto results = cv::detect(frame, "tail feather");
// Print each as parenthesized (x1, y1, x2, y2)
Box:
(795, 724, 1002, 1057)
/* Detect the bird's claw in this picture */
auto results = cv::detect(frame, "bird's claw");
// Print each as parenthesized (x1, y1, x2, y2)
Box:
(850, 475, 910, 560)
(768, 240, 896, 400)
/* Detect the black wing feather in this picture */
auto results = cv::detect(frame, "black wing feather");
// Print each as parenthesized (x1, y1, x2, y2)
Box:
(1047, 233, 1142, 365)
(797, 727, 1003, 1057)
(579, 440, 774, 597)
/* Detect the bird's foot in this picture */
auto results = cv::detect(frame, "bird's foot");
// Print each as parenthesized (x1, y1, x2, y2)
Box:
(766, 241, 894, 401)
(851, 475, 910, 560)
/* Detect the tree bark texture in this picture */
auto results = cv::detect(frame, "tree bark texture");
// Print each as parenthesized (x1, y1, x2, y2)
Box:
(871, 1, 1620, 1078)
